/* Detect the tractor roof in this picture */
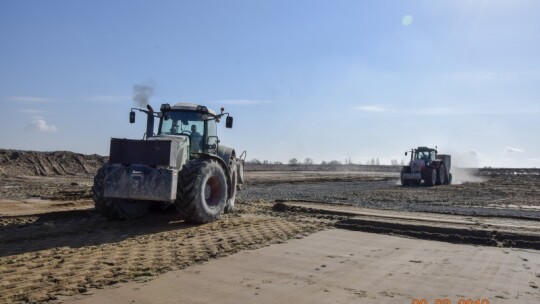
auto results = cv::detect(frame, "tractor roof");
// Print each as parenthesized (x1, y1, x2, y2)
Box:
(170, 103, 217, 116)
(416, 146, 437, 152)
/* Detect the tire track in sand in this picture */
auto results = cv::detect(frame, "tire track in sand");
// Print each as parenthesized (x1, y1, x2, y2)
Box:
(0, 214, 325, 303)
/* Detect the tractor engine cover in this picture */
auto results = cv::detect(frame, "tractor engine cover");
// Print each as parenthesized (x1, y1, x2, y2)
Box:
(109, 138, 182, 167)
(402, 160, 424, 180)
(410, 160, 425, 174)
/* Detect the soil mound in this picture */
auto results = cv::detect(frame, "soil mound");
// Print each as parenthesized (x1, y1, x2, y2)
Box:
(0, 149, 107, 177)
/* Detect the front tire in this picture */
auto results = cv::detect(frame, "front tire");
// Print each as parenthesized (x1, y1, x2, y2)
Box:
(400, 167, 411, 186)
(176, 158, 228, 224)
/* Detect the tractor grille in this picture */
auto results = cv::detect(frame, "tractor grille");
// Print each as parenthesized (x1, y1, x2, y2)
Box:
(411, 160, 425, 174)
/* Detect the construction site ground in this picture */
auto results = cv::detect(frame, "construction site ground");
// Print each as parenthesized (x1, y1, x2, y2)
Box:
(0, 163, 539, 303)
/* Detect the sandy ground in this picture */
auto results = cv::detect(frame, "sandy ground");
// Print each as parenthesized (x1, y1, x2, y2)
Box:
(65, 229, 540, 304)
(1, 168, 539, 303)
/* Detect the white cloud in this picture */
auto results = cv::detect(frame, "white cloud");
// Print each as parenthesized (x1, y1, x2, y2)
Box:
(354, 104, 539, 116)
(505, 146, 524, 153)
(8, 96, 50, 103)
(355, 105, 387, 112)
(212, 99, 269, 106)
(26, 119, 58, 133)
(355, 105, 462, 115)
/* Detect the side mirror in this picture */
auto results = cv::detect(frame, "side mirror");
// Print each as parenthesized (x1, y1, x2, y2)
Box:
(129, 111, 135, 123)
(226, 116, 233, 128)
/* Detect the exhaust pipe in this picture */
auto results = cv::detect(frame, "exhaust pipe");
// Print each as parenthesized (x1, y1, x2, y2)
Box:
(146, 105, 154, 138)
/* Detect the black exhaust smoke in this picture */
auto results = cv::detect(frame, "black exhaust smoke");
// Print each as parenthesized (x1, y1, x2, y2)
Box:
(146, 105, 154, 138)
(133, 83, 154, 108)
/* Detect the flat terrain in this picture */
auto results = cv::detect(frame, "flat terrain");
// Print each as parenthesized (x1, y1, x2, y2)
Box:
(1, 154, 539, 303)
(67, 229, 540, 304)
(240, 168, 540, 219)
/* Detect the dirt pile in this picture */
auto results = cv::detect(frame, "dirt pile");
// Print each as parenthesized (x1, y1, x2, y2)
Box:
(0, 149, 107, 177)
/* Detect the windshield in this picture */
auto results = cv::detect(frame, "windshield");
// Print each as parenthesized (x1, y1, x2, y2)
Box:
(414, 150, 435, 162)
(158, 110, 217, 153)
(159, 111, 205, 136)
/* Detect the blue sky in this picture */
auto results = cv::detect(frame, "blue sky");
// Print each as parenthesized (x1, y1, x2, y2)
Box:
(1, 0, 539, 167)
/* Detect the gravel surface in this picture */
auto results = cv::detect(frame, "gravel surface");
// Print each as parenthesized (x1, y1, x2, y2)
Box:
(239, 168, 540, 220)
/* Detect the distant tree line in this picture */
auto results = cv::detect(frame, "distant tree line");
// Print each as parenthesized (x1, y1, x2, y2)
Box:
(246, 157, 405, 166)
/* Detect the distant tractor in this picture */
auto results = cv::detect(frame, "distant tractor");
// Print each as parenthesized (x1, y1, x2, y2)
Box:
(92, 103, 246, 223)
(400, 147, 452, 187)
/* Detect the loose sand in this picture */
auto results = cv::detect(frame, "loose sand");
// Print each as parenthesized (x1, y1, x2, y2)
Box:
(66, 229, 540, 304)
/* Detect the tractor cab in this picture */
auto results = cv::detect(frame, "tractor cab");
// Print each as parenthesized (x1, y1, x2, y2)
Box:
(129, 103, 234, 155)
(158, 105, 219, 154)
(156, 103, 233, 155)
(413, 147, 437, 164)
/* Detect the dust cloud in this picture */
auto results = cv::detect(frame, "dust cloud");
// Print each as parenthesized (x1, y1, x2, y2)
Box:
(451, 167, 485, 184)
(448, 150, 485, 184)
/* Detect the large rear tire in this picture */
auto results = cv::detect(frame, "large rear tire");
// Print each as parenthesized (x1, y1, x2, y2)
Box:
(176, 158, 228, 224)
(425, 167, 436, 187)
(92, 164, 149, 220)
(436, 164, 447, 185)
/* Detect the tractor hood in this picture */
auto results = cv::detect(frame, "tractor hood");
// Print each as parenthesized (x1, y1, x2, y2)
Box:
(109, 136, 189, 169)
(410, 160, 425, 174)
(147, 134, 188, 146)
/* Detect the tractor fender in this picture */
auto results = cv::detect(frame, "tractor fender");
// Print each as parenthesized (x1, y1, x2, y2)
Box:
(194, 153, 234, 199)
(431, 160, 442, 169)
(217, 145, 237, 197)
(217, 145, 236, 166)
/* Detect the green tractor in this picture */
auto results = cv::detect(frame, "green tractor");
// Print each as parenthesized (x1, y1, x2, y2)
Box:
(400, 146, 452, 187)
(92, 103, 246, 223)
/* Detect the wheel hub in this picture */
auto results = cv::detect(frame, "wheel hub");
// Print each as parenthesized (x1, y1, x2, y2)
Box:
(204, 176, 222, 207)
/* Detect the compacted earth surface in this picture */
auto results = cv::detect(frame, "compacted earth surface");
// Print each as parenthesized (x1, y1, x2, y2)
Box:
(0, 150, 539, 303)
